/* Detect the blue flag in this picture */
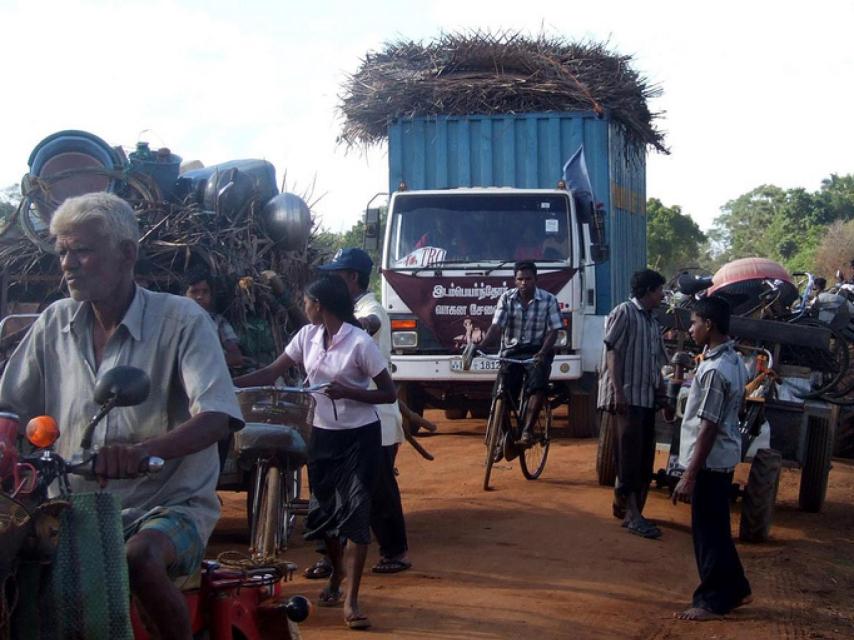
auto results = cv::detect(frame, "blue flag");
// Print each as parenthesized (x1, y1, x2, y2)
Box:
(563, 146, 594, 223)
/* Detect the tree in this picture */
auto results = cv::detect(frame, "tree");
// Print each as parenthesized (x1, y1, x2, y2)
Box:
(646, 198, 706, 278)
(0, 184, 20, 225)
(814, 219, 854, 282)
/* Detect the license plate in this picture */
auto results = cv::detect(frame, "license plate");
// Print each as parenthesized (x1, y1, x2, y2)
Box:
(450, 357, 501, 373)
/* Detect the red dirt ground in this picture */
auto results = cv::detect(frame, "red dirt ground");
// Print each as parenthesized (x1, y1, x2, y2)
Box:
(212, 411, 854, 640)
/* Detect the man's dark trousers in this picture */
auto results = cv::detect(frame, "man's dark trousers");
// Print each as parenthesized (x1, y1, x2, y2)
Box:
(371, 444, 408, 558)
(691, 469, 751, 613)
(614, 406, 656, 508)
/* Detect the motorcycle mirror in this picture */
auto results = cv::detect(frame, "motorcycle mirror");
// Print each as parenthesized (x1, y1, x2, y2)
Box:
(93, 366, 151, 407)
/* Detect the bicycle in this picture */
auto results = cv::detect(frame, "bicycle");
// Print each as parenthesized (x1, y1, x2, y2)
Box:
(233, 384, 330, 561)
(463, 348, 552, 490)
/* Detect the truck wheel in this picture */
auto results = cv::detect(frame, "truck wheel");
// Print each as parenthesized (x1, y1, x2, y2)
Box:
(596, 412, 617, 487)
(833, 412, 854, 459)
(445, 407, 468, 420)
(739, 448, 782, 543)
(799, 413, 834, 512)
(470, 402, 491, 420)
(399, 383, 426, 434)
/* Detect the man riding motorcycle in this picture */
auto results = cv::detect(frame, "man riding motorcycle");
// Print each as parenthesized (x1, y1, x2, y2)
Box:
(0, 192, 244, 640)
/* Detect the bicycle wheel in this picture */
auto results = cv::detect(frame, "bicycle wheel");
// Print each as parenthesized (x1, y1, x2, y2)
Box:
(251, 464, 282, 561)
(520, 401, 552, 480)
(483, 397, 505, 491)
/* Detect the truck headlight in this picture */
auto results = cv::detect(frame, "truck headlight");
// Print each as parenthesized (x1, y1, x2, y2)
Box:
(392, 331, 418, 348)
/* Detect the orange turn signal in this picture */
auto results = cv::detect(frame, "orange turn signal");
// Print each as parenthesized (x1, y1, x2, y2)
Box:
(26, 416, 60, 449)
(391, 319, 417, 330)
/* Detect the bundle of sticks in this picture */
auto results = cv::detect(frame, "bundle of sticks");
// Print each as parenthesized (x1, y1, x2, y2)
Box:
(339, 30, 667, 153)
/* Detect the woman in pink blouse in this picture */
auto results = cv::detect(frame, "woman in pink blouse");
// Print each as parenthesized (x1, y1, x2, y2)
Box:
(235, 275, 396, 630)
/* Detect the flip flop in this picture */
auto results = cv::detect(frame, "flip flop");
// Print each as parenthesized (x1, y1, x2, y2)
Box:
(345, 614, 371, 630)
(318, 588, 344, 607)
(626, 518, 662, 539)
(304, 559, 333, 580)
(372, 558, 412, 574)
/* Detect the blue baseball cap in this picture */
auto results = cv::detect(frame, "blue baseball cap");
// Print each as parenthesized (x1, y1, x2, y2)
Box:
(318, 247, 373, 274)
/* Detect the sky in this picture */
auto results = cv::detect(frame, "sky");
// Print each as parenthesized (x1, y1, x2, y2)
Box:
(1, 0, 852, 233)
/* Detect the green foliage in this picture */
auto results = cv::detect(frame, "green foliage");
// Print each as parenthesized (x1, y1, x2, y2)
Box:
(314, 209, 386, 296)
(0, 184, 20, 223)
(646, 198, 706, 277)
(708, 175, 854, 276)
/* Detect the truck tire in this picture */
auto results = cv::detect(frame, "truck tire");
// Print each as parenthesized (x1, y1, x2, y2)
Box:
(833, 411, 854, 459)
(445, 407, 468, 420)
(470, 402, 491, 420)
(596, 412, 617, 487)
(799, 413, 834, 512)
(399, 383, 426, 435)
(739, 448, 782, 543)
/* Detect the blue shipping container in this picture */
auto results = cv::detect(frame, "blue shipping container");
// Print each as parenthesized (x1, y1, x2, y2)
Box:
(387, 112, 647, 314)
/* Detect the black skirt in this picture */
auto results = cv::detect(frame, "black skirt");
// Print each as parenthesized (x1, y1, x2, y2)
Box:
(304, 421, 381, 545)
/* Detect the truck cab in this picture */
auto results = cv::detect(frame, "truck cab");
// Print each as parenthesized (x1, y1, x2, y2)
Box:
(380, 187, 600, 419)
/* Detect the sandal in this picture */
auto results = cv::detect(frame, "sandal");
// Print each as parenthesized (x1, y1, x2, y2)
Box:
(304, 559, 333, 580)
(345, 614, 371, 630)
(318, 588, 344, 607)
(372, 558, 412, 574)
(626, 518, 662, 539)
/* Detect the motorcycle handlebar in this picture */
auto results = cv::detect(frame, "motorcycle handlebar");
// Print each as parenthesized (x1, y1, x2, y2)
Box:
(68, 454, 165, 480)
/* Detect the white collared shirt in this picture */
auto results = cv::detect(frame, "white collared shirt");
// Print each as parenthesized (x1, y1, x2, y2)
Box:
(0, 287, 244, 545)
(285, 322, 388, 430)
(354, 292, 405, 446)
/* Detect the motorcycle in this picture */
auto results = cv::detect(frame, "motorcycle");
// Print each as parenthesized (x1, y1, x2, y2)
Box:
(0, 366, 309, 640)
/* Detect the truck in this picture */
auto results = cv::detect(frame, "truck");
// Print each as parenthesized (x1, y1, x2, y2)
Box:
(365, 112, 647, 433)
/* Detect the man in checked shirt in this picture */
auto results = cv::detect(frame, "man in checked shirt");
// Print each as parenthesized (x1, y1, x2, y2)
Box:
(479, 261, 562, 447)
(598, 268, 668, 539)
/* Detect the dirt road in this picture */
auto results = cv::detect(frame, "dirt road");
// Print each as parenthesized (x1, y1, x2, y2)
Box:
(213, 412, 854, 639)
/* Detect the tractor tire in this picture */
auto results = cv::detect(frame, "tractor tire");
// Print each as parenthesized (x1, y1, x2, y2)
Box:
(833, 411, 854, 459)
(444, 407, 468, 420)
(799, 413, 834, 512)
(596, 412, 617, 487)
(739, 448, 782, 543)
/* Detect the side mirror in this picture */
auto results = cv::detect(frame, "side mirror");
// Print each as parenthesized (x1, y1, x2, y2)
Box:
(364, 207, 381, 252)
(93, 366, 151, 407)
(590, 243, 609, 264)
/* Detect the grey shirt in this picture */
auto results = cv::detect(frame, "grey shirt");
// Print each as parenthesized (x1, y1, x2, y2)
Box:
(597, 298, 667, 410)
(678, 340, 747, 471)
(0, 286, 243, 544)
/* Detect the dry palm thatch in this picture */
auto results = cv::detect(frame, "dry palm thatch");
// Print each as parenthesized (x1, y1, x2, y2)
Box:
(339, 31, 666, 153)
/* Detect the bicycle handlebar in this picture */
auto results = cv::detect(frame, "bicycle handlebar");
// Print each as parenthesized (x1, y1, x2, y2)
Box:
(234, 384, 330, 395)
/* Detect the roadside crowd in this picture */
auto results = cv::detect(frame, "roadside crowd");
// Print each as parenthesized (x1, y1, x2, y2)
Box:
(0, 191, 756, 637)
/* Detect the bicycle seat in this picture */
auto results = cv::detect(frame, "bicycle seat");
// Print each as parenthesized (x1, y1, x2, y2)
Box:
(233, 422, 308, 466)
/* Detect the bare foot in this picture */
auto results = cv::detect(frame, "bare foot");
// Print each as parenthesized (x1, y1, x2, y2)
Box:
(734, 595, 754, 609)
(674, 607, 722, 621)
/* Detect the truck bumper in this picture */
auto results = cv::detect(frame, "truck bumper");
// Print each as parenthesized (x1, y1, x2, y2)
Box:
(390, 354, 583, 382)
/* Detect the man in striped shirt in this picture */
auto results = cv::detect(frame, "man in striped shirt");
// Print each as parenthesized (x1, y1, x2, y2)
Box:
(597, 269, 668, 538)
(480, 261, 562, 447)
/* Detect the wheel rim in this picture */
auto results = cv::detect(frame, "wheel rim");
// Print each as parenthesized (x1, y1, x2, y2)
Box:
(252, 465, 282, 561)
(521, 404, 551, 479)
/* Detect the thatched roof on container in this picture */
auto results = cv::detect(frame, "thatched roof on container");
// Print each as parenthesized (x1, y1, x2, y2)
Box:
(339, 31, 667, 153)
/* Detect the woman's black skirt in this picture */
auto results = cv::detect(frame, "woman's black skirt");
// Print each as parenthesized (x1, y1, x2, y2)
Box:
(304, 421, 381, 545)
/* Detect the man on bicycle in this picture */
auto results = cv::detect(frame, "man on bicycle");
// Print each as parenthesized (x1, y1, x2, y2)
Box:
(479, 261, 562, 447)
(0, 192, 243, 640)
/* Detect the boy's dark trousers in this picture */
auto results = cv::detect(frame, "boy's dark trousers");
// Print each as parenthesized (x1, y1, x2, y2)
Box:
(370, 444, 408, 558)
(691, 469, 751, 613)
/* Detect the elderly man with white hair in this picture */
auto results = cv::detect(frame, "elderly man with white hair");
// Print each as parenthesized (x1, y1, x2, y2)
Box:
(0, 192, 243, 640)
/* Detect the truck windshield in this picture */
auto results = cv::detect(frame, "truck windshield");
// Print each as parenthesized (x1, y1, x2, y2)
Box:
(387, 193, 572, 267)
